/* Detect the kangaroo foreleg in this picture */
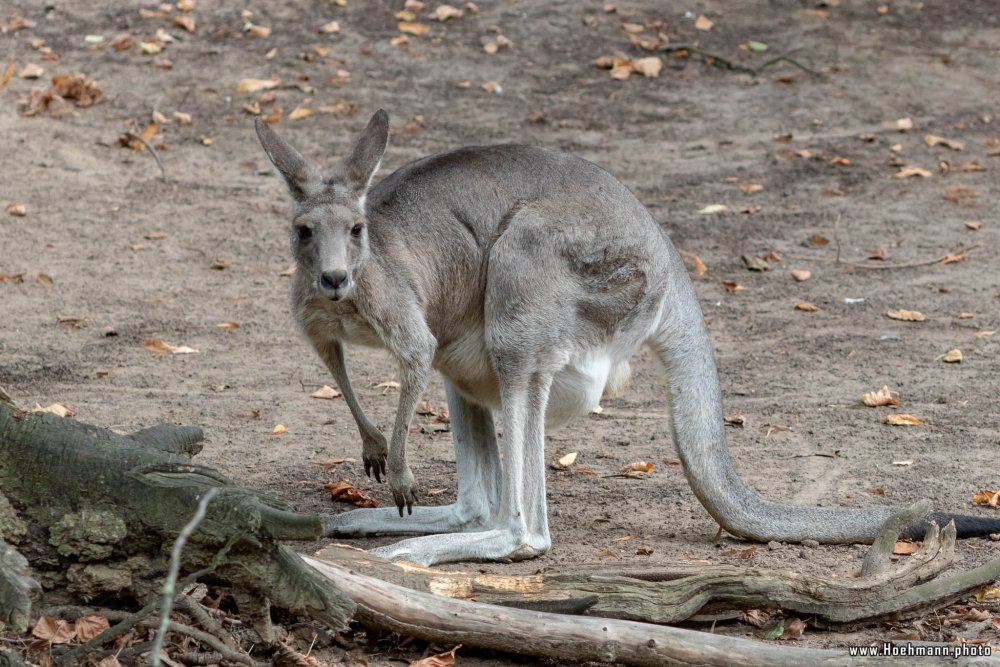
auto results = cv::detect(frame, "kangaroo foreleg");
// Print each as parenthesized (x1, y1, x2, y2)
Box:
(317, 340, 388, 480)
(323, 381, 501, 536)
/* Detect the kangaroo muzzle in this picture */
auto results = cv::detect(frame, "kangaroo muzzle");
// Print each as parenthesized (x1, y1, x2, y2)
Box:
(320, 269, 351, 300)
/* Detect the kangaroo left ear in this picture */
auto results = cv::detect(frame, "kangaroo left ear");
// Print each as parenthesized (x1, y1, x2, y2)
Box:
(343, 109, 389, 195)
(255, 117, 323, 200)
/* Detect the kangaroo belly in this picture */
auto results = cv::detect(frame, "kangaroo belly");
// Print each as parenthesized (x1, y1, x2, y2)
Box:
(546, 353, 631, 430)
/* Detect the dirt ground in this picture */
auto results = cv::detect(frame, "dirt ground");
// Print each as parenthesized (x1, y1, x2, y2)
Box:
(2, 0, 999, 664)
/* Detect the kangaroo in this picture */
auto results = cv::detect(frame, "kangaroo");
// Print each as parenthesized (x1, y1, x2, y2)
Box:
(256, 110, 1000, 566)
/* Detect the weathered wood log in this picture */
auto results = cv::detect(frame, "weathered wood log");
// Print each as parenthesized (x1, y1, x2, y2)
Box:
(306, 555, 1000, 667)
(312, 513, 1000, 627)
(0, 537, 38, 634)
(0, 394, 353, 634)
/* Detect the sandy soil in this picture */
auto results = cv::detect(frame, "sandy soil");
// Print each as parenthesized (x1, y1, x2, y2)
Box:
(1, 0, 998, 663)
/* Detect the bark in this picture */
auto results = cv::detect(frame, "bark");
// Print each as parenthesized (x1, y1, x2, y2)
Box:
(0, 395, 353, 632)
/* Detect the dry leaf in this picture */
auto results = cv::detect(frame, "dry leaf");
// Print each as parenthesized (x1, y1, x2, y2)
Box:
(481, 80, 501, 93)
(883, 413, 925, 426)
(319, 20, 341, 33)
(742, 609, 770, 627)
(288, 106, 313, 121)
(894, 166, 932, 178)
(318, 100, 358, 116)
(6, 202, 27, 217)
(143, 229, 168, 239)
(31, 617, 76, 645)
(594, 549, 618, 558)
(374, 380, 401, 390)
(621, 461, 654, 477)
(862, 386, 899, 407)
(892, 459, 914, 465)
(142, 339, 199, 354)
(957, 160, 985, 172)
(0, 272, 26, 282)
(893, 541, 921, 555)
(976, 586, 1000, 602)
(790, 269, 811, 282)
(216, 321, 240, 329)
(886, 309, 925, 322)
(426, 487, 446, 495)
(631, 56, 662, 78)
(779, 618, 806, 640)
(944, 185, 978, 205)
(692, 255, 707, 277)
(429, 4, 463, 21)
(173, 15, 195, 32)
(635, 547, 653, 556)
(829, 156, 851, 165)
(721, 280, 746, 293)
(311, 385, 342, 399)
(808, 234, 830, 246)
(694, 14, 714, 30)
(958, 312, 975, 319)
(57, 315, 84, 328)
(973, 490, 1000, 507)
(211, 258, 228, 270)
(794, 301, 819, 312)
(398, 22, 430, 35)
(0, 63, 15, 91)
(924, 134, 964, 151)
(320, 456, 356, 468)
(975, 330, 995, 338)
(943, 348, 963, 363)
(724, 414, 745, 427)
(558, 451, 578, 467)
(74, 615, 110, 642)
(324, 481, 379, 508)
(236, 77, 280, 93)
(742, 255, 769, 271)
(32, 402, 75, 418)
(18, 63, 44, 79)
(247, 24, 271, 38)
(699, 204, 729, 214)
(885, 117, 914, 131)
(739, 183, 764, 193)
(269, 423, 287, 436)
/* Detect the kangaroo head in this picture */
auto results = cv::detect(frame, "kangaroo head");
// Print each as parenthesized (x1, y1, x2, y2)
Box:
(255, 109, 389, 302)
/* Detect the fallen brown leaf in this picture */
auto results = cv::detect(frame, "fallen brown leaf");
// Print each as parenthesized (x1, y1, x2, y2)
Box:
(808, 234, 830, 246)
(32, 402, 75, 418)
(886, 309, 925, 322)
(894, 165, 932, 178)
(429, 4, 463, 21)
(924, 134, 964, 151)
(883, 413, 925, 426)
(318, 20, 341, 33)
(31, 617, 76, 645)
(829, 156, 851, 165)
(594, 549, 618, 558)
(173, 15, 195, 32)
(692, 254, 707, 277)
(269, 423, 287, 436)
(893, 541, 921, 555)
(320, 456, 356, 468)
(74, 615, 110, 642)
(142, 339, 199, 354)
(324, 481, 379, 508)
(794, 301, 819, 312)
(973, 490, 1000, 507)
(236, 77, 280, 93)
(721, 280, 746, 293)
(694, 14, 714, 30)
(0, 63, 15, 91)
(621, 460, 654, 477)
(288, 107, 313, 121)
(6, 202, 26, 217)
(216, 321, 240, 329)
(862, 386, 899, 407)
(398, 22, 430, 35)
(944, 185, 979, 205)
(779, 618, 806, 640)
(790, 269, 811, 282)
(943, 348, 963, 363)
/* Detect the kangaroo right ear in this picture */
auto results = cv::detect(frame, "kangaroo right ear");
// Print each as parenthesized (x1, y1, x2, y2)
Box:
(255, 117, 323, 200)
(343, 109, 389, 195)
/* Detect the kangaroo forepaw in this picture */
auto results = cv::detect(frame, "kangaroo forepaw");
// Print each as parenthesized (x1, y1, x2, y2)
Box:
(388, 466, 418, 517)
(362, 433, 388, 482)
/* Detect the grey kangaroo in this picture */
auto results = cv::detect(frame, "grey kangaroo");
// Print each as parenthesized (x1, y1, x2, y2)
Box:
(256, 110, 1000, 566)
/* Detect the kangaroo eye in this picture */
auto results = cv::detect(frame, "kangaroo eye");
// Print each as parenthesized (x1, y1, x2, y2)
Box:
(295, 225, 312, 241)
(350, 224, 364, 237)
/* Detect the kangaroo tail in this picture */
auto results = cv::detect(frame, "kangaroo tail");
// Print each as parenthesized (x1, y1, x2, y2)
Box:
(649, 249, 1000, 543)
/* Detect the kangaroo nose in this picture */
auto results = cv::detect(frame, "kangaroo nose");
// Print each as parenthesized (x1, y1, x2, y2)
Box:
(321, 270, 349, 291)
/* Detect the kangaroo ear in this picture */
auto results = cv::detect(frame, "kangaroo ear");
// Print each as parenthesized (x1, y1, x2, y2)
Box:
(255, 117, 323, 200)
(343, 109, 389, 195)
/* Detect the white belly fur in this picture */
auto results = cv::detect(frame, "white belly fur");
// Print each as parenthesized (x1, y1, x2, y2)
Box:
(546, 352, 630, 430)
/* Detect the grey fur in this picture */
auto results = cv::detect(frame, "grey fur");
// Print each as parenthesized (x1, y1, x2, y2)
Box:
(256, 111, 943, 566)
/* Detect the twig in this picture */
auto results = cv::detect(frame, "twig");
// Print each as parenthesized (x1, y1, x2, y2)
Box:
(861, 500, 932, 579)
(147, 619, 258, 666)
(836, 244, 980, 270)
(659, 45, 822, 77)
(180, 594, 240, 651)
(152, 488, 219, 667)
(123, 130, 167, 181)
